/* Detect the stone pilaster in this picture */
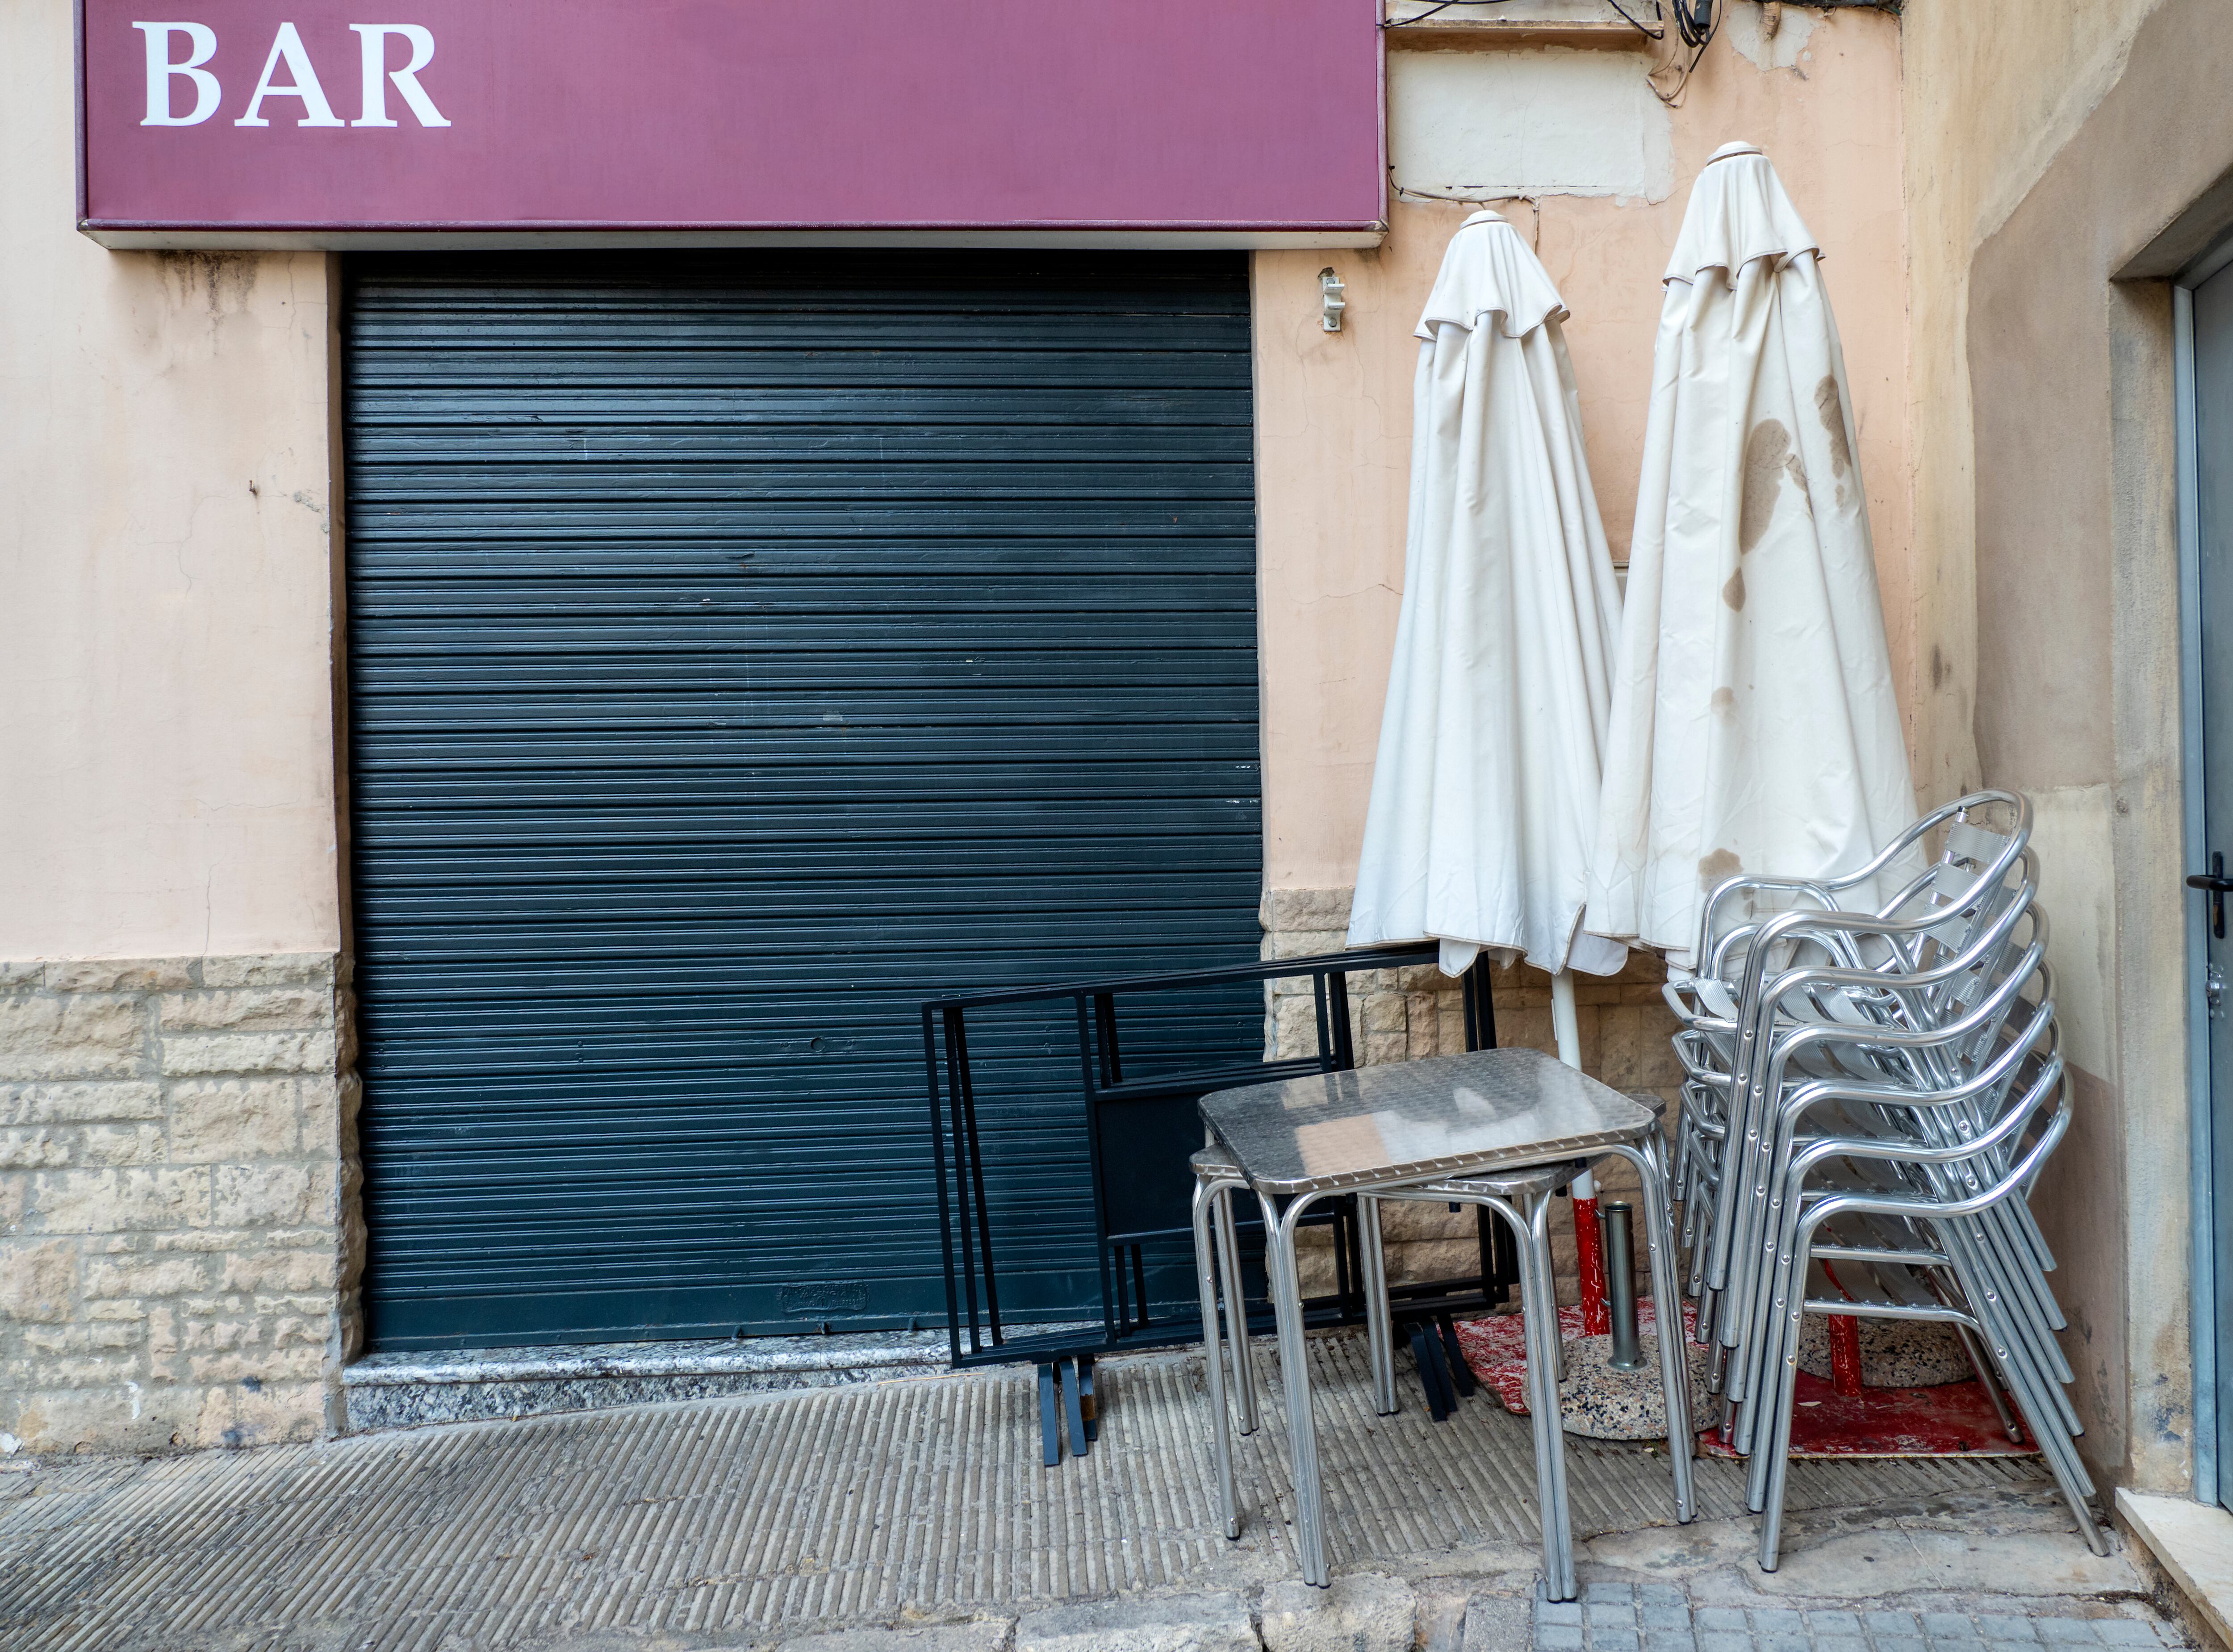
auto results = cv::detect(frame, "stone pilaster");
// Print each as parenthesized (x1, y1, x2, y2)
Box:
(0, 954, 357, 1454)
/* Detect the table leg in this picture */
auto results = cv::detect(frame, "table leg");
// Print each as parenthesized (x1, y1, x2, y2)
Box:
(1522, 1186, 1580, 1601)
(1213, 1184, 1259, 1435)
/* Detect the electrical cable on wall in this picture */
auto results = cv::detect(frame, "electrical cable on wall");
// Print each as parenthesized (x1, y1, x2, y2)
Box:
(1378, 0, 1724, 108)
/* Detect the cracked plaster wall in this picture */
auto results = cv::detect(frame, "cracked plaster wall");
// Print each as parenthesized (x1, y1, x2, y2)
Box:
(0, 3, 343, 963)
(1907, 0, 2226, 1497)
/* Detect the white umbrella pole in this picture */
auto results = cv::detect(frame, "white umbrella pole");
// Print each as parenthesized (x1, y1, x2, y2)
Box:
(1551, 970, 1610, 1334)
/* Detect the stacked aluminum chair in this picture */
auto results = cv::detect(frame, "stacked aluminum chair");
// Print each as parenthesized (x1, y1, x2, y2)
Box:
(1661, 790, 2112, 1568)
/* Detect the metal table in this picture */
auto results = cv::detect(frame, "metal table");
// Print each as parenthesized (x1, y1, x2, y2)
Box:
(1198, 1046, 1694, 1592)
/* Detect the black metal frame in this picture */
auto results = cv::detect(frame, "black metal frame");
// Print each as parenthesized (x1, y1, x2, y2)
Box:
(921, 942, 1519, 1457)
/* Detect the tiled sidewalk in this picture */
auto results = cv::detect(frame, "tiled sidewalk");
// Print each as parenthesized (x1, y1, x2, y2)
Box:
(1536, 1584, 2183, 1652)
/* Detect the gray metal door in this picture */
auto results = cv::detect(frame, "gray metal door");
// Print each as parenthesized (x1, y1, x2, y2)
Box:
(2189, 259, 2233, 1508)
(343, 252, 1261, 1351)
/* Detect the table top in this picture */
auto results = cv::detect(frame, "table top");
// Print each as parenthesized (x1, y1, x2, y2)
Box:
(1198, 1046, 1656, 1197)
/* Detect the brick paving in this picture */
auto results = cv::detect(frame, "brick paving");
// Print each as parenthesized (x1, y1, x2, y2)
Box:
(1535, 1583, 2184, 1652)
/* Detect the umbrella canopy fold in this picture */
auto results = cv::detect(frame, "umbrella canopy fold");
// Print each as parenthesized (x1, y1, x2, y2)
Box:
(1586, 143, 1918, 966)
(1347, 210, 1628, 980)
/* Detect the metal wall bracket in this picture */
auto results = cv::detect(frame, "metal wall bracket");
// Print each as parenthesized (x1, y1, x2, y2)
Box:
(1320, 268, 1347, 333)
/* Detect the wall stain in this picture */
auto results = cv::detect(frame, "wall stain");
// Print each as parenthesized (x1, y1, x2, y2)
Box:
(156, 251, 259, 320)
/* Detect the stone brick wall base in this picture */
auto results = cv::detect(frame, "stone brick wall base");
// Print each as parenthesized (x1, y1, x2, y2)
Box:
(0, 955, 358, 1455)
(1259, 889, 1684, 1298)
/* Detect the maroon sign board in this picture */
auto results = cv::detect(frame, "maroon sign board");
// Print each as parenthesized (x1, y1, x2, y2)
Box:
(77, 1, 1388, 248)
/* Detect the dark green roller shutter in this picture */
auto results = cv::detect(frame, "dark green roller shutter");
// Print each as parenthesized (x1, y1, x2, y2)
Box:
(343, 253, 1262, 1351)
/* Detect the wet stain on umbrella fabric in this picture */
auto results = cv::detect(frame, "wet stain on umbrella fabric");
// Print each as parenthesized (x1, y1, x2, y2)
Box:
(1740, 417, 1802, 555)
(1815, 373, 1852, 506)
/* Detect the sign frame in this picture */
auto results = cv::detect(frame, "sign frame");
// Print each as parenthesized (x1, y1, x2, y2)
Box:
(75, 0, 1389, 250)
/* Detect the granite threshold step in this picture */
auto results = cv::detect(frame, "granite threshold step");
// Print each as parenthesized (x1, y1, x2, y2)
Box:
(341, 1321, 1100, 1434)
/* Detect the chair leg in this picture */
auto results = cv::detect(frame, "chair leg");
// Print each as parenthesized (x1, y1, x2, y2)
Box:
(1602, 1142, 1695, 1522)
(1357, 1194, 1399, 1417)
(1192, 1178, 1238, 1537)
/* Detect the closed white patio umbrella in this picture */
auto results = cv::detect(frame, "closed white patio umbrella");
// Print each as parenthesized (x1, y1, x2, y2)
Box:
(1587, 144, 1917, 967)
(1347, 209, 1628, 997)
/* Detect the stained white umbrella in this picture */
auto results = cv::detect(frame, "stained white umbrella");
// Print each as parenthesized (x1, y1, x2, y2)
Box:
(1346, 209, 1628, 1006)
(1345, 207, 1629, 1328)
(1586, 143, 1917, 968)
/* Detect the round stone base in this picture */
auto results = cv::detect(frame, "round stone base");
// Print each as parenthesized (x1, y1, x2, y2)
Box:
(1553, 1333, 1713, 1441)
(1794, 1316, 1972, 1388)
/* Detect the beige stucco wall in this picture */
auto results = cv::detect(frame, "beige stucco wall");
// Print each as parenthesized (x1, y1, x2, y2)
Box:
(0, 3, 343, 964)
(1904, 0, 2231, 1495)
(1255, 4, 1910, 895)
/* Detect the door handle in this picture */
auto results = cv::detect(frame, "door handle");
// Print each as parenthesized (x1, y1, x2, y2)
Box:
(2190, 851, 2231, 937)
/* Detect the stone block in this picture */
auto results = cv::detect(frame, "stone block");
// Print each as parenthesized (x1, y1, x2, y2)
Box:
(1264, 887, 1353, 931)
(157, 989, 332, 1034)
(212, 1163, 328, 1227)
(82, 1253, 213, 1299)
(190, 1377, 326, 1448)
(0, 1239, 78, 1322)
(26, 1168, 213, 1233)
(777, 1623, 1016, 1652)
(159, 1030, 337, 1079)
(22, 1318, 140, 1355)
(2, 1382, 205, 1454)
(0, 1124, 167, 1168)
(219, 1249, 337, 1294)
(1273, 996, 1323, 1060)
(0, 996, 147, 1081)
(1374, 1200, 1475, 1244)
(0, 1082, 164, 1124)
(1383, 1236, 1487, 1285)
(1363, 1032, 1408, 1066)
(0, 962, 46, 988)
(1362, 993, 1408, 1034)
(1266, 927, 1346, 962)
(1260, 1573, 1416, 1652)
(1016, 1592, 1258, 1652)
(41, 960, 197, 993)
(299, 1075, 346, 1149)
(0, 1127, 71, 1169)
(190, 1343, 324, 1384)
(168, 1079, 302, 1162)
(198, 955, 335, 990)
(1462, 1591, 1533, 1651)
